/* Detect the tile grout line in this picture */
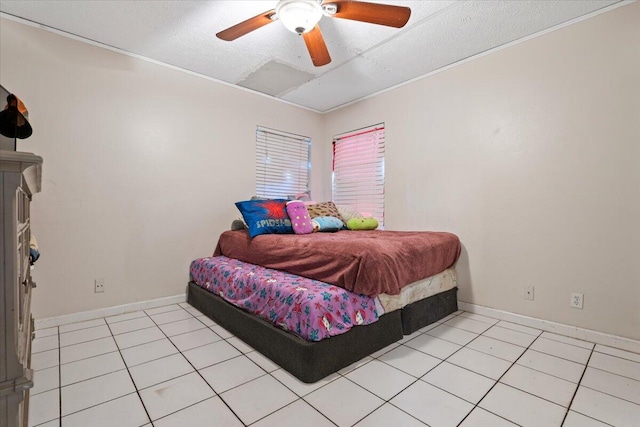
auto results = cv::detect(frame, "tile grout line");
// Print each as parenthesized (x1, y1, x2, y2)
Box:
(560, 345, 595, 426)
(252, 311, 468, 426)
(538, 334, 598, 351)
(65, 318, 151, 425)
(347, 374, 429, 427)
(39, 305, 640, 427)
(581, 388, 640, 411)
(488, 336, 593, 413)
(583, 366, 640, 392)
(454, 324, 546, 426)
(101, 321, 154, 426)
(118, 324, 224, 370)
(59, 348, 121, 367)
(122, 333, 211, 368)
(40, 309, 503, 426)
(519, 347, 591, 366)
(104, 312, 150, 325)
(587, 354, 640, 379)
(569, 409, 616, 427)
(275, 318, 428, 425)
(495, 322, 542, 337)
(364, 311, 517, 426)
(221, 337, 342, 426)
(592, 347, 640, 363)
(338, 312, 470, 426)
(426, 326, 594, 385)
(200, 313, 450, 426)
(56, 391, 145, 423)
(57, 320, 108, 335)
(508, 351, 584, 385)
(56, 333, 115, 351)
(58, 365, 129, 389)
(453, 330, 593, 366)
(142, 307, 249, 426)
(261, 374, 341, 427)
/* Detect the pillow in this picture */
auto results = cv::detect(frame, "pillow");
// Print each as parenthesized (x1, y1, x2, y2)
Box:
(285, 201, 314, 235)
(337, 205, 364, 223)
(347, 217, 379, 230)
(306, 201, 345, 224)
(235, 199, 294, 238)
(231, 218, 247, 231)
(287, 191, 312, 202)
(311, 216, 344, 232)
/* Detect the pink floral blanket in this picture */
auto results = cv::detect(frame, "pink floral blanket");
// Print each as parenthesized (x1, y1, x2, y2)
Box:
(189, 256, 379, 341)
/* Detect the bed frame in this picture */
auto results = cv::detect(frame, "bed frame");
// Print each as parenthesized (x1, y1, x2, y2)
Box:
(188, 281, 457, 383)
(401, 287, 458, 334)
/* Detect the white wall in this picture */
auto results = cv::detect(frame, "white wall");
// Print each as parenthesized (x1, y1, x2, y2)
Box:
(0, 18, 325, 319)
(323, 4, 640, 340)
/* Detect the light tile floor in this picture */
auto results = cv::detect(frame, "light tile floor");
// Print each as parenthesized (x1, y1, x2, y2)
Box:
(29, 305, 640, 427)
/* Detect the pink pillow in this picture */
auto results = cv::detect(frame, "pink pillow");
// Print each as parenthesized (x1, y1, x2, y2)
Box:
(286, 201, 314, 235)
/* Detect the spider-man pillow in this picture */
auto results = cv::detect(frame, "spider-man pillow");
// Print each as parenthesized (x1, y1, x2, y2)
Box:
(235, 199, 294, 238)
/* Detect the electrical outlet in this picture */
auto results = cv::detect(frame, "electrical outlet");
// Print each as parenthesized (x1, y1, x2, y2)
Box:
(94, 278, 105, 293)
(570, 293, 583, 309)
(524, 285, 534, 300)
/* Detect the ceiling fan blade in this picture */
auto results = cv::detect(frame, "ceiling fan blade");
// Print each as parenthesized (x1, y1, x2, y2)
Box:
(303, 25, 331, 67)
(216, 9, 276, 41)
(327, 1, 411, 28)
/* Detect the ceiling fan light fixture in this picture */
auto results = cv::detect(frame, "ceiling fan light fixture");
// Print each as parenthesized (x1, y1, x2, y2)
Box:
(276, 0, 323, 35)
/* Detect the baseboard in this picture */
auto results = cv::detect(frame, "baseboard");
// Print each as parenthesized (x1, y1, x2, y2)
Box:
(34, 294, 187, 330)
(458, 301, 640, 355)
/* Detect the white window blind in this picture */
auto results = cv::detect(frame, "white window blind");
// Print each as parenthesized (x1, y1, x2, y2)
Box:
(256, 126, 311, 199)
(332, 124, 385, 227)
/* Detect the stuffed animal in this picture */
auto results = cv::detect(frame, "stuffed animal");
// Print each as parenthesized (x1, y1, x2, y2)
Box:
(285, 200, 314, 234)
(347, 217, 378, 230)
(311, 216, 343, 232)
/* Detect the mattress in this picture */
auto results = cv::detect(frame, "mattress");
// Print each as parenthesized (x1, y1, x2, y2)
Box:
(214, 229, 461, 295)
(189, 256, 379, 341)
(377, 268, 457, 313)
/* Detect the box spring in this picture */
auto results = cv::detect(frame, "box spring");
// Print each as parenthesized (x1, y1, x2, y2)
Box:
(401, 287, 458, 334)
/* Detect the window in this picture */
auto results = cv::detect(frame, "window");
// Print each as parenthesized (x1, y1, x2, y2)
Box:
(332, 123, 385, 227)
(255, 126, 311, 199)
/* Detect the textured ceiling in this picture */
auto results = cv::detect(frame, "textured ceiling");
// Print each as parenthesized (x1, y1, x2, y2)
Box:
(0, 0, 621, 112)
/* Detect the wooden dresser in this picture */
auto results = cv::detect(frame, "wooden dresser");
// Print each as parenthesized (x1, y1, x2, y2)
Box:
(0, 151, 42, 427)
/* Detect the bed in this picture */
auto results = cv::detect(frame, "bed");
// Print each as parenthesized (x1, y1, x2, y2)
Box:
(187, 229, 460, 383)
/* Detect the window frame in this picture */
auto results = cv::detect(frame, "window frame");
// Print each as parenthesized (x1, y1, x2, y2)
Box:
(255, 125, 311, 200)
(332, 123, 385, 227)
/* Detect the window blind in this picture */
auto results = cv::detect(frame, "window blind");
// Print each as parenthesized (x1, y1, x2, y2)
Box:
(256, 126, 311, 199)
(332, 124, 385, 227)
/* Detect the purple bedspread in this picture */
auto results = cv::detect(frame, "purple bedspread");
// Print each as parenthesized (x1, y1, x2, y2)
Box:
(190, 256, 379, 341)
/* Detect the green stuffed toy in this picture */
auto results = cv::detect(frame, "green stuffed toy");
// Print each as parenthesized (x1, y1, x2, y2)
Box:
(347, 217, 379, 230)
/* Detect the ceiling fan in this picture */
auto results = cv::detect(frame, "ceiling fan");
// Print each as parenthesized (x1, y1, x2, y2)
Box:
(216, 0, 411, 67)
